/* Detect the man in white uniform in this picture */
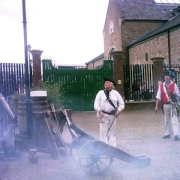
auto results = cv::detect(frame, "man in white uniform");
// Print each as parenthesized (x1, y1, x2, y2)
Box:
(94, 78, 125, 147)
(155, 71, 180, 141)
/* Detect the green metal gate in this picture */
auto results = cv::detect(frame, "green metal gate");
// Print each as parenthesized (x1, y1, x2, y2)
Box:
(42, 60, 113, 111)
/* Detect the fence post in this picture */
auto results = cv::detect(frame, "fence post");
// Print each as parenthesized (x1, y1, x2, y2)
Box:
(111, 51, 125, 97)
(151, 57, 164, 96)
(31, 50, 43, 87)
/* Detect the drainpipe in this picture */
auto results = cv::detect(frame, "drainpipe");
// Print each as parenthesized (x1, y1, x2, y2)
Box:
(167, 30, 171, 69)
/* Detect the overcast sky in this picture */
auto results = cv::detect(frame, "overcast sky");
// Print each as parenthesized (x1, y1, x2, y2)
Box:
(0, 0, 109, 65)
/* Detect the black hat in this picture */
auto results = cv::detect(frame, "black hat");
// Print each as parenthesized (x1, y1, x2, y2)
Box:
(104, 78, 116, 86)
(163, 70, 175, 78)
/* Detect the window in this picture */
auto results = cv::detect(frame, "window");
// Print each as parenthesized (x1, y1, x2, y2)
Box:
(145, 52, 148, 61)
(109, 48, 115, 60)
(109, 20, 114, 34)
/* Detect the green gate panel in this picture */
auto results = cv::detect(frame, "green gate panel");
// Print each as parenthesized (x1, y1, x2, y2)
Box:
(42, 60, 114, 111)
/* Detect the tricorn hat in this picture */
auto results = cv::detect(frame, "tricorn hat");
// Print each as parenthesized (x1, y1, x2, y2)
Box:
(104, 77, 116, 86)
(163, 70, 175, 78)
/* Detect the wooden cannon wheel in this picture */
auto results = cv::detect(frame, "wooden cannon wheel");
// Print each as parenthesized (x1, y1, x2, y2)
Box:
(70, 135, 94, 163)
(77, 140, 113, 176)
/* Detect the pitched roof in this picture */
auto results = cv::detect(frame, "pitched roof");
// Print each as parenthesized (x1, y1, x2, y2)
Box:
(128, 12, 180, 47)
(86, 53, 104, 64)
(114, 0, 178, 20)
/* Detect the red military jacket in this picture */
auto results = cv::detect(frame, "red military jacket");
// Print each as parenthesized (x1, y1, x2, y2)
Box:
(160, 82, 175, 104)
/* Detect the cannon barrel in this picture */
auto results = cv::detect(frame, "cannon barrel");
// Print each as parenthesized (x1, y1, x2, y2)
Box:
(105, 145, 151, 168)
(70, 124, 150, 168)
(70, 124, 95, 141)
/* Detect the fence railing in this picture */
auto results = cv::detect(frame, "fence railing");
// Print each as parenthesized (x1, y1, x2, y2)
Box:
(163, 64, 180, 88)
(0, 61, 179, 111)
(124, 64, 154, 101)
(0, 63, 25, 97)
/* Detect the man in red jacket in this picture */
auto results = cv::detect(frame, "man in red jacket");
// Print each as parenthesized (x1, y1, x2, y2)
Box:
(155, 71, 180, 141)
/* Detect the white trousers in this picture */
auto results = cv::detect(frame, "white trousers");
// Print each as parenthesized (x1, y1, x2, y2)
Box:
(163, 104, 179, 136)
(98, 114, 117, 147)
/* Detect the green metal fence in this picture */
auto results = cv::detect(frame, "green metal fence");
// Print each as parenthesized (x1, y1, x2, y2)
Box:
(0, 63, 25, 97)
(42, 60, 114, 111)
(163, 64, 180, 88)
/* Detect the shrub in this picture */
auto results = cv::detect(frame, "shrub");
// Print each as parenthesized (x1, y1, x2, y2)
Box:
(31, 81, 68, 108)
(8, 81, 68, 115)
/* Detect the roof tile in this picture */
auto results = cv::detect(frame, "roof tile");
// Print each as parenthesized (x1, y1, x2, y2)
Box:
(115, 0, 178, 20)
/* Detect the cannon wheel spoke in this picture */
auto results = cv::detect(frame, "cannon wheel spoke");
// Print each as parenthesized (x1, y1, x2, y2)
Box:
(78, 140, 113, 176)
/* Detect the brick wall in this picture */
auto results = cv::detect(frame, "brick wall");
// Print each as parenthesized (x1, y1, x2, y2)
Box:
(31, 50, 43, 87)
(112, 51, 124, 95)
(103, 1, 122, 60)
(129, 28, 180, 64)
(122, 21, 162, 51)
(170, 28, 180, 63)
(121, 21, 163, 63)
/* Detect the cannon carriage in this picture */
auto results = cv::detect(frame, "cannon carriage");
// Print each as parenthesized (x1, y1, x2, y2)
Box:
(69, 124, 150, 176)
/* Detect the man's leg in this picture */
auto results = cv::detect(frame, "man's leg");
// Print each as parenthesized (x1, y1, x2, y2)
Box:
(107, 116, 117, 147)
(100, 117, 109, 144)
(164, 104, 172, 136)
(100, 115, 117, 146)
(171, 106, 179, 138)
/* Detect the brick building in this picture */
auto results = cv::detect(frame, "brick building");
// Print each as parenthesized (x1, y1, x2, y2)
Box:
(86, 0, 179, 67)
(128, 7, 180, 65)
(85, 53, 104, 69)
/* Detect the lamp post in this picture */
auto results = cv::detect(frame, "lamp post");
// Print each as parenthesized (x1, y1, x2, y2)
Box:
(27, 44, 32, 87)
(22, 0, 33, 140)
(27, 44, 31, 63)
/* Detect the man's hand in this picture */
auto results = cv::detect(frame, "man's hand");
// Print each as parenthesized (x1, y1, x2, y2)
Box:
(99, 111, 104, 118)
(115, 110, 120, 117)
(155, 99, 160, 112)
(155, 105, 158, 112)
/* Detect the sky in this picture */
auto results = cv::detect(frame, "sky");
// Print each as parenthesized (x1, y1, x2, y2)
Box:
(0, 0, 109, 65)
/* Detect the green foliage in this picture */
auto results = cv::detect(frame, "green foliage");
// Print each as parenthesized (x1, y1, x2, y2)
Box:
(32, 81, 67, 108)
(8, 81, 68, 115)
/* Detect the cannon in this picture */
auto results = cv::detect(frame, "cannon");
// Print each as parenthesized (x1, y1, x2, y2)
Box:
(57, 106, 151, 176)
(41, 105, 151, 175)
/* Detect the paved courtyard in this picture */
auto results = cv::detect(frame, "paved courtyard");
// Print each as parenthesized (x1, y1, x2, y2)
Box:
(1, 109, 180, 180)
